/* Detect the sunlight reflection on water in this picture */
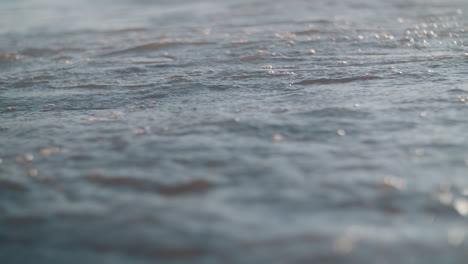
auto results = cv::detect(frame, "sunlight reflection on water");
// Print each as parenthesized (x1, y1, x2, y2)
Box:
(1, 0, 468, 263)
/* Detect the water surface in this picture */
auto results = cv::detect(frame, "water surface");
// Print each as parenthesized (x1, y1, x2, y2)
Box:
(1, 0, 468, 263)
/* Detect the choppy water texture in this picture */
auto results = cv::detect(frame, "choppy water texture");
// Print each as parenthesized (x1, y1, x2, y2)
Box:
(1, 0, 468, 263)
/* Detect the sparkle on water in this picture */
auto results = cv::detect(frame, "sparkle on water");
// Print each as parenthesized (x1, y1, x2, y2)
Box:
(1, 0, 468, 263)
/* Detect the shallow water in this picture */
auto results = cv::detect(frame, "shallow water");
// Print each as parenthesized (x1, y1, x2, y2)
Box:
(1, 0, 468, 263)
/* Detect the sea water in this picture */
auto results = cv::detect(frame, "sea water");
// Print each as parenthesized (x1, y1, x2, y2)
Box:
(1, 0, 468, 263)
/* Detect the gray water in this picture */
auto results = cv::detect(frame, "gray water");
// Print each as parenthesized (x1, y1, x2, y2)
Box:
(1, 0, 468, 263)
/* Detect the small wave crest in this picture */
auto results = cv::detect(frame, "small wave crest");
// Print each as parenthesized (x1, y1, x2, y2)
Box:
(85, 174, 213, 196)
(293, 75, 381, 85)
(104, 41, 214, 56)
(0, 53, 19, 63)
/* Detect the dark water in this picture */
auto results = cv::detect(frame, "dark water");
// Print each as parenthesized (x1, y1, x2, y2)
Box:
(1, 0, 468, 263)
